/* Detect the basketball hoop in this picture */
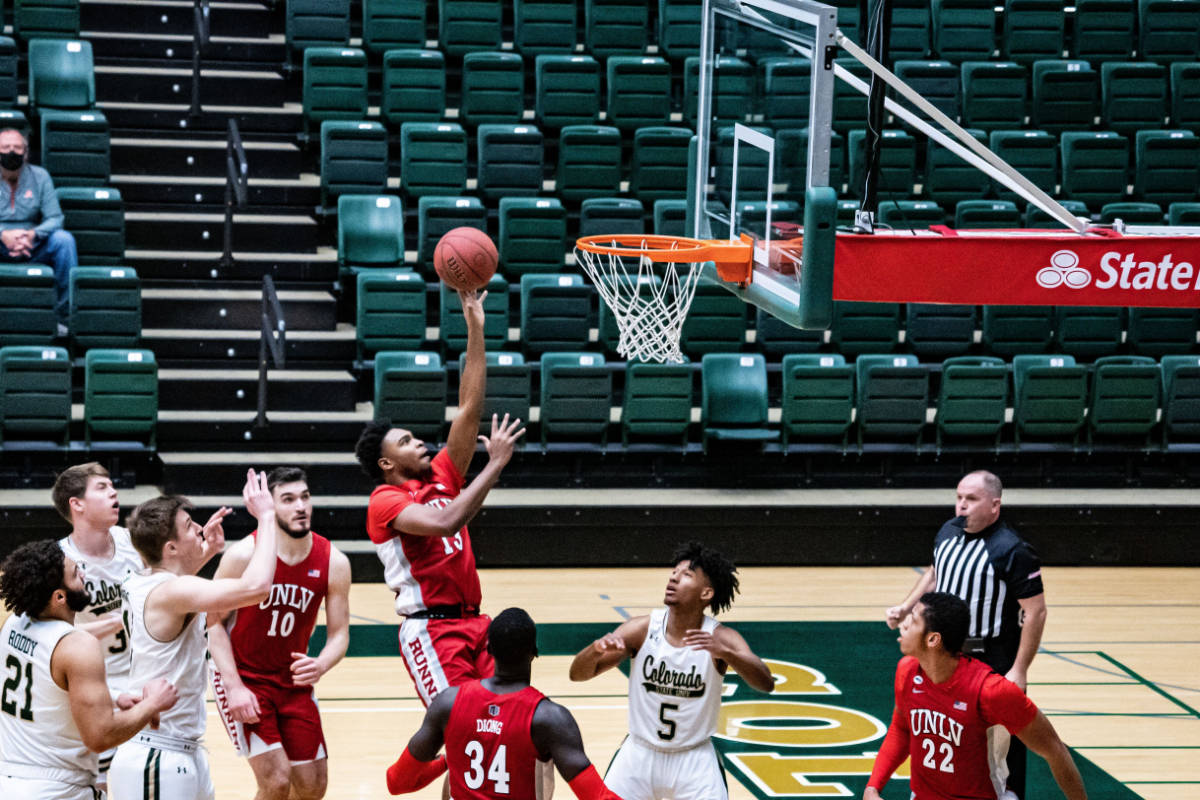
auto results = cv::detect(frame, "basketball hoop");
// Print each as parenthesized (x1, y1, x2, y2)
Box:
(574, 234, 755, 363)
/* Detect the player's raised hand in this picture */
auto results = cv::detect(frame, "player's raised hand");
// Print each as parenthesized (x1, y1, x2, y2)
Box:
(242, 469, 275, 521)
(226, 683, 261, 723)
(478, 413, 526, 466)
(591, 633, 626, 655)
(202, 506, 233, 553)
(290, 652, 324, 687)
(884, 605, 906, 629)
(459, 288, 487, 328)
(684, 629, 729, 660)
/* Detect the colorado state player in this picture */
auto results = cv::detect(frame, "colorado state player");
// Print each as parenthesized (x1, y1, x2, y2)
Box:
(865, 592, 1087, 800)
(354, 288, 525, 704)
(208, 466, 352, 800)
(570, 542, 775, 800)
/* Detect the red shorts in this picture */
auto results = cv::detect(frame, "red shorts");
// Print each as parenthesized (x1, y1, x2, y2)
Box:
(213, 667, 327, 763)
(398, 614, 494, 706)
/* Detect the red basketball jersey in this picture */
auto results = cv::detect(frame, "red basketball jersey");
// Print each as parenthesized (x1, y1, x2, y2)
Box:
(894, 656, 1037, 800)
(444, 681, 547, 800)
(229, 533, 331, 687)
(366, 448, 482, 615)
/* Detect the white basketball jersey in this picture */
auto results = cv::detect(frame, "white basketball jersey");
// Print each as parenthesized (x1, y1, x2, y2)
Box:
(124, 572, 209, 741)
(60, 526, 144, 692)
(627, 608, 723, 751)
(0, 613, 96, 780)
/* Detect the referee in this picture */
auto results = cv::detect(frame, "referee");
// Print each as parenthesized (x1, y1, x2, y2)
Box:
(885, 470, 1047, 800)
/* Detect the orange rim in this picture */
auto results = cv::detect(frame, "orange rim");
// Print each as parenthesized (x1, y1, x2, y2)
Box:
(575, 233, 756, 267)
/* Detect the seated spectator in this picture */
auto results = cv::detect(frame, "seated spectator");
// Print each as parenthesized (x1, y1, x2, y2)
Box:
(0, 127, 78, 336)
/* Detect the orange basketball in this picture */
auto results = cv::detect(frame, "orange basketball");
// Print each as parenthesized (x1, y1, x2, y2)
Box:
(434, 227, 498, 292)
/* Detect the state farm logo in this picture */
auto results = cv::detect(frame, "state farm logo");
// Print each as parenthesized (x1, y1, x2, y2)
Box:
(1037, 250, 1090, 289)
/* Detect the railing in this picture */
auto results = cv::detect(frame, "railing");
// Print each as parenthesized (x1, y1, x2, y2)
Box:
(220, 118, 249, 271)
(255, 275, 287, 430)
(190, 0, 210, 118)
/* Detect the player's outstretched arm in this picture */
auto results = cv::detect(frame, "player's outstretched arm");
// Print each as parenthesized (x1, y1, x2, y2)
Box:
(55, 631, 179, 752)
(886, 564, 936, 629)
(686, 625, 775, 692)
(864, 705, 910, 799)
(1016, 711, 1088, 800)
(203, 535, 261, 722)
(294, 545, 352, 686)
(445, 288, 488, 477)
(569, 615, 648, 681)
(386, 688, 455, 795)
(532, 701, 625, 800)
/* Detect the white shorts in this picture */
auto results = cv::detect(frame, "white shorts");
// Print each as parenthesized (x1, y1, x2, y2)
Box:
(108, 736, 213, 800)
(0, 775, 100, 800)
(605, 736, 728, 800)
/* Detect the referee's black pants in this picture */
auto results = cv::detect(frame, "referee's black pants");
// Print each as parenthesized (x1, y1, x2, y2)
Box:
(980, 644, 1026, 800)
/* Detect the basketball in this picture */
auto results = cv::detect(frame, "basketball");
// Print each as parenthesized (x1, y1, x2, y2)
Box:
(434, 227, 498, 292)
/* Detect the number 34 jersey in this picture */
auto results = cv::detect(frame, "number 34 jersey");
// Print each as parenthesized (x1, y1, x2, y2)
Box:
(228, 533, 331, 687)
(445, 681, 547, 800)
(628, 608, 724, 751)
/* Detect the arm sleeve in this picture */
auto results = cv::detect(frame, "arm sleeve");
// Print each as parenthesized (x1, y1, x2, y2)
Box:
(978, 674, 1038, 735)
(385, 746, 448, 795)
(33, 171, 63, 239)
(432, 448, 465, 494)
(867, 660, 913, 790)
(366, 487, 414, 544)
(567, 765, 626, 800)
(1004, 539, 1044, 599)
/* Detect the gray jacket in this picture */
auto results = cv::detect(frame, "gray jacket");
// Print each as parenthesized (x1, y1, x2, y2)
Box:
(0, 164, 62, 240)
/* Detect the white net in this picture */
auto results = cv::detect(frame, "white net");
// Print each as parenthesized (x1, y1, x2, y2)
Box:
(574, 241, 705, 364)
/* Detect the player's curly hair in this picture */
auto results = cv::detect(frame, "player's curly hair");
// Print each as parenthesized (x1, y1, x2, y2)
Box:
(671, 541, 740, 615)
(487, 607, 539, 665)
(918, 591, 970, 654)
(0, 539, 67, 617)
(354, 421, 391, 482)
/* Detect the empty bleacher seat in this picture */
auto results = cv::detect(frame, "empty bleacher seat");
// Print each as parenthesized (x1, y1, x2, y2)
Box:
(1168, 202, 1200, 226)
(713, 126, 771, 206)
(878, 198, 947, 228)
(1001, 0, 1065, 65)
(84, 348, 157, 449)
(439, 274, 509, 352)
(69, 266, 140, 350)
(1012, 353, 1088, 448)
(848, 129, 917, 201)
(1170, 63, 1200, 135)
(0, 38, 17, 108)
(381, 50, 446, 127)
(1134, 130, 1199, 208)
(895, 60, 960, 121)
(0, 265, 56, 345)
(701, 353, 776, 453)
(319, 121, 387, 210)
(40, 110, 109, 187)
(286, 0, 351, 60)
(1137, 0, 1200, 64)
(906, 303, 976, 359)
(828, 0, 863, 43)
(28, 39, 93, 110)
(373, 351, 446, 441)
(989, 130, 1058, 203)
(888, 0, 931, 60)
(539, 351, 611, 447)
(1073, 0, 1136, 63)
(585, 0, 648, 59)
(400, 122, 468, 197)
(362, 0, 426, 54)
(1101, 62, 1167, 136)
(482, 351, 532, 423)
(855, 353, 929, 450)
(356, 270, 426, 358)
(831, 301, 902, 357)
(780, 353, 854, 449)
(514, 0, 576, 56)
(924, 128, 989, 205)
(776, 128, 846, 201)
(535, 55, 601, 129)
(982, 304, 1053, 356)
(653, 199, 688, 236)
(0, 345, 70, 446)
(629, 126, 691, 203)
(14, 0, 80, 41)
(0, 108, 32, 137)
(499, 197, 567, 277)
(520, 274, 592, 354)
(578, 197, 644, 238)
(622, 360, 692, 447)
(556, 125, 622, 202)
(658, 0, 701, 62)
(961, 61, 1027, 131)
(832, 58, 870, 135)
(1031, 60, 1099, 135)
(438, 0, 502, 56)
(338, 194, 403, 274)
(605, 56, 672, 131)
(1055, 306, 1125, 359)
(1098, 201, 1162, 225)
(461, 52, 525, 126)
(680, 280, 748, 357)
(476, 124, 544, 200)
(56, 186, 123, 265)
(955, 200, 1021, 229)
(1088, 354, 1159, 447)
(1026, 199, 1089, 228)
(935, 355, 1008, 450)
(762, 58, 812, 130)
(755, 307, 823, 356)
(1060, 131, 1129, 208)
(417, 196, 487, 272)
(303, 47, 368, 136)
(1127, 308, 1198, 357)
(1160, 354, 1200, 446)
(683, 56, 753, 129)
(931, 0, 996, 62)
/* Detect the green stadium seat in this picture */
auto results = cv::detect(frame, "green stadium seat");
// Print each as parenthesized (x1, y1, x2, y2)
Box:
(39, 110, 109, 187)
(535, 55, 601, 129)
(776, 128, 846, 201)
(931, 0, 996, 62)
(622, 360, 692, 447)
(286, 0, 350, 60)
(0, 110, 28, 136)
(989, 130, 1058, 203)
(683, 56, 753, 129)
(700, 353, 776, 453)
(935, 355, 1008, 451)
(605, 56, 672, 131)
(923, 128, 988, 205)
(1099, 201, 1163, 225)
(578, 197, 644, 238)
(1160, 354, 1200, 446)
(0, 265, 56, 345)
(539, 351, 611, 447)
(381, 50, 445, 127)
(629, 126, 691, 203)
(877, 201, 945, 229)
(56, 186, 124, 266)
(482, 351, 531, 424)
(438, 0, 502, 56)
(319, 121, 388, 211)
(827, 0, 863, 44)
(780, 353, 854, 449)
(831, 301, 902, 357)
(894, 60, 959, 121)
(1073, 0, 1135, 63)
(520, 274, 592, 354)
(461, 52, 525, 126)
(1138, 0, 1200, 64)
(84, 348, 157, 449)
(832, 58, 870, 135)
(762, 58, 811, 130)
(14, 0, 80, 41)
(658, 0, 701, 62)
(585, 0, 648, 59)
(837, 199, 861, 226)
(0, 345, 70, 446)
(1088, 354, 1159, 447)
(356, 269, 426, 359)
(439, 274, 509, 353)
(303, 47, 368, 136)
(556, 125, 621, 202)
(714, 126, 771, 208)
(514, 0, 576, 56)
(755, 307, 823, 356)
(855, 353, 929, 450)
(653, 199, 688, 236)
(400, 121, 467, 197)
(1101, 62, 1167, 136)
(1134, 130, 1199, 207)
(1169, 63, 1200, 135)
(373, 351, 446, 441)
(681, 280, 748, 357)
(1168, 202, 1200, 226)
(69, 266, 140, 350)
(1055, 306, 1125, 359)
(1060, 131, 1129, 208)
(499, 197, 567, 277)
(848, 129, 917, 201)
(960, 61, 1027, 132)
(954, 199, 1021, 229)
(362, 0, 426, 55)
(28, 39, 92, 110)
(1026, 199, 1090, 227)
(1001, 0, 1065, 65)
(416, 196, 486, 273)
(1127, 308, 1198, 357)
(982, 304, 1053, 356)
(338, 194, 404, 274)
(888, 0, 931, 60)
(1031, 60, 1099, 135)
(477, 124, 544, 201)
(905, 304, 976, 359)
(1011, 353, 1088, 448)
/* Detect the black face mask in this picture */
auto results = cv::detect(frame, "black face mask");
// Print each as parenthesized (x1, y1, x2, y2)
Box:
(0, 151, 24, 171)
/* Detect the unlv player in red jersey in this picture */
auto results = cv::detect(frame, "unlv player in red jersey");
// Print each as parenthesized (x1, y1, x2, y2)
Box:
(354, 288, 525, 707)
(207, 467, 352, 800)
(385, 607, 626, 800)
(866, 592, 1086, 800)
